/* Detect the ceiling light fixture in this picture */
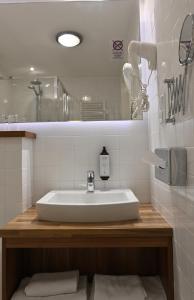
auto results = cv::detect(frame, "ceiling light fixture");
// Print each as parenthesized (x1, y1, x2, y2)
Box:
(30, 67, 35, 72)
(56, 32, 82, 48)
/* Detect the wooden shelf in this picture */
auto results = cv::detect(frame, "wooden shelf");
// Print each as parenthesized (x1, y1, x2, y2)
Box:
(0, 131, 36, 139)
(0, 204, 174, 300)
(0, 204, 172, 241)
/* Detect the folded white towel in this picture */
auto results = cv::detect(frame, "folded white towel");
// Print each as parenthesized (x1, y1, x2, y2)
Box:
(25, 270, 79, 297)
(141, 277, 167, 300)
(11, 276, 87, 300)
(91, 274, 147, 300)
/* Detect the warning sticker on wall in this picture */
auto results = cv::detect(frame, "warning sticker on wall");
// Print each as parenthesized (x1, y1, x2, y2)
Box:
(112, 40, 124, 59)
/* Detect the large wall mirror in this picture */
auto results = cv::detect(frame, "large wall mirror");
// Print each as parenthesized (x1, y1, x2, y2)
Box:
(0, 0, 140, 123)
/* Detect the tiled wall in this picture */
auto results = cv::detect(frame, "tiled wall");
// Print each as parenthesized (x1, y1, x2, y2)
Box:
(140, 0, 194, 299)
(22, 138, 33, 211)
(0, 137, 33, 224)
(0, 137, 33, 300)
(0, 120, 150, 204)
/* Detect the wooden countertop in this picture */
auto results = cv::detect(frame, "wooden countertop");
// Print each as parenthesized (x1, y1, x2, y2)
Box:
(0, 204, 172, 239)
(0, 131, 36, 139)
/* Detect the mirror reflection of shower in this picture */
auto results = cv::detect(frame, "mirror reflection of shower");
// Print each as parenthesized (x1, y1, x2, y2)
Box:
(28, 79, 42, 121)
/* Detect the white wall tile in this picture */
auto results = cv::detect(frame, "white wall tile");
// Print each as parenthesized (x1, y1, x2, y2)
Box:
(141, 0, 194, 298)
(29, 121, 150, 202)
(1, 121, 150, 204)
(0, 138, 33, 224)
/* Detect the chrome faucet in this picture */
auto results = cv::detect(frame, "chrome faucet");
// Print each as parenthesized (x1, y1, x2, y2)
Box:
(87, 170, 95, 192)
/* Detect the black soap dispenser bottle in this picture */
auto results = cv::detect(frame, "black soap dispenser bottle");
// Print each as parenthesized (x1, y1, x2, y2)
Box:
(100, 146, 110, 180)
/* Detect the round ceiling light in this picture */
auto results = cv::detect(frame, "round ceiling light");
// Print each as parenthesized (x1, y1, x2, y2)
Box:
(56, 32, 82, 48)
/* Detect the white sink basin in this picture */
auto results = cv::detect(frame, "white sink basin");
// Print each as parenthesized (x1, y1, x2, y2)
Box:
(36, 189, 140, 223)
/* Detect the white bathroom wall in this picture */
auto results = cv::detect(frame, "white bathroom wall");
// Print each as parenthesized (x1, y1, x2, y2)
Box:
(0, 120, 150, 204)
(0, 138, 22, 224)
(0, 136, 32, 300)
(0, 137, 33, 224)
(22, 138, 34, 210)
(140, 0, 194, 299)
(32, 121, 150, 203)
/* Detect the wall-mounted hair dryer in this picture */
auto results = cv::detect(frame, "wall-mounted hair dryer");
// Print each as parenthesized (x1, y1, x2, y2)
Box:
(128, 41, 157, 71)
(123, 41, 157, 119)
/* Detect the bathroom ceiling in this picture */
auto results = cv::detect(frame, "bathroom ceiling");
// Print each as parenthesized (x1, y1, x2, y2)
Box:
(0, 0, 139, 78)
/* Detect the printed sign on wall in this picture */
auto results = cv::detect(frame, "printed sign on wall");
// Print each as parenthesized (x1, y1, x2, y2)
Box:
(112, 40, 124, 59)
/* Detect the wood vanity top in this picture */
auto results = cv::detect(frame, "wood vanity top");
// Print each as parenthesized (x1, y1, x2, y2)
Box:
(0, 204, 172, 241)
(0, 131, 36, 139)
(1, 204, 174, 300)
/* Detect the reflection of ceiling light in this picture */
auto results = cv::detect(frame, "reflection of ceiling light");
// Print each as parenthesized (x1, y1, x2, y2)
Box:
(82, 95, 92, 102)
(30, 67, 35, 72)
(45, 83, 50, 88)
(56, 32, 82, 48)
